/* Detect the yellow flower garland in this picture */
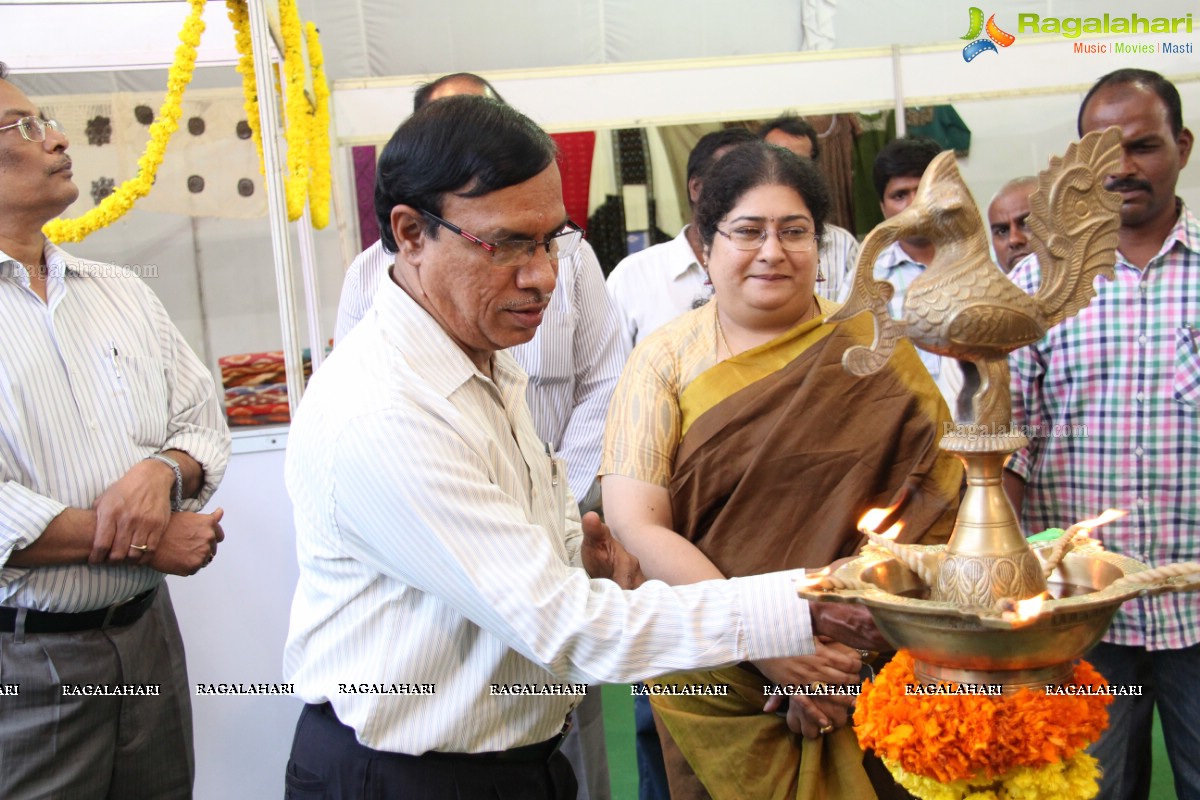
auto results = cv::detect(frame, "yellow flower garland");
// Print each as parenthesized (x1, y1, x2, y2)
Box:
(42, 0, 207, 243)
(226, 0, 333, 228)
(226, 1, 264, 175)
(305, 21, 332, 230)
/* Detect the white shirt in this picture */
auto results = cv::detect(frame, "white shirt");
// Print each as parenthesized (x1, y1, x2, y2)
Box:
(284, 277, 814, 754)
(334, 240, 627, 508)
(872, 241, 962, 409)
(0, 243, 230, 611)
(818, 223, 861, 303)
(605, 227, 711, 350)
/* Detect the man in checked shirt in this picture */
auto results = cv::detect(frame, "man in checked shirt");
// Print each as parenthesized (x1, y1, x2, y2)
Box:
(1005, 68, 1197, 800)
(0, 64, 230, 798)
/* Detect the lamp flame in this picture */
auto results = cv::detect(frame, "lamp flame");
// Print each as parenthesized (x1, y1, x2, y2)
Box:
(1070, 508, 1127, 534)
(858, 501, 903, 535)
(998, 592, 1048, 626)
(797, 567, 830, 591)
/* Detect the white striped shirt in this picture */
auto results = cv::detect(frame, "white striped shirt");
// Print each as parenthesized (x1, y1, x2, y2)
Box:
(334, 240, 627, 508)
(285, 277, 814, 754)
(0, 243, 230, 611)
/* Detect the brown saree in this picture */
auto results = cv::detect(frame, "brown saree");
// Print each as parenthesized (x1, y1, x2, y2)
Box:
(647, 308, 961, 800)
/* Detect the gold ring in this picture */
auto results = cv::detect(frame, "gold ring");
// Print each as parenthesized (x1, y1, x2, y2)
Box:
(811, 681, 826, 689)
(819, 724, 834, 735)
(129, 543, 149, 552)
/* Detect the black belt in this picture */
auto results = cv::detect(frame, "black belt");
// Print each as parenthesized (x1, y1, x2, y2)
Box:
(311, 702, 566, 763)
(0, 587, 157, 634)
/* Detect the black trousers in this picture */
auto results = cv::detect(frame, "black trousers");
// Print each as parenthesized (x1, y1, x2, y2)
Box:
(285, 703, 578, 799)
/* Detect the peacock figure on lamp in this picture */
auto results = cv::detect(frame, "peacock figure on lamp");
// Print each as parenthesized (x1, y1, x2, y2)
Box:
(827, 127, 1123, 609)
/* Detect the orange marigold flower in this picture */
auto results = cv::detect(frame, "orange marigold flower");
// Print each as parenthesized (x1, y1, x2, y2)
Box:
(854, 650, 1111, 783)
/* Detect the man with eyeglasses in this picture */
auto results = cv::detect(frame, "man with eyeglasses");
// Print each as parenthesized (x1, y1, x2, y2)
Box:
(0, 64, 230, 798)
(333, 72, 625, 800)
(283, 94, 849, 798)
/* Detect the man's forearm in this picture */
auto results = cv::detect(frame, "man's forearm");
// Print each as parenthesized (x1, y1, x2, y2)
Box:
(6, 508, 97, 567)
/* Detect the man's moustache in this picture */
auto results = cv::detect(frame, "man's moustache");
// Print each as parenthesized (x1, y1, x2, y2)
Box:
(1105, 177, 1152, 194)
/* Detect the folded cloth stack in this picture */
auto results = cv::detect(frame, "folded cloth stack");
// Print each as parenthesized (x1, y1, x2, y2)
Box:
(218, 349, 313, 426)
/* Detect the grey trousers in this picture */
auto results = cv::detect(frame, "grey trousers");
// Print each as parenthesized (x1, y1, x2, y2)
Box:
(561, 684, 611, 800)
(0, 584, 194, 799)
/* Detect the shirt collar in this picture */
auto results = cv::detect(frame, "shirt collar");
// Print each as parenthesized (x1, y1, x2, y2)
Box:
(1115, 200, 1200, 268)
(372, 269, 516, 399)
(874, 240, 926, 273)
(667, 225, 704, 280)
(0, 239, 71, 285)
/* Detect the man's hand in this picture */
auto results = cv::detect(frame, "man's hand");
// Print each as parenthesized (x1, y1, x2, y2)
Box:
(759, 637, 861, 738)
(810, 601, 891, 653)
(146, 509, 224, 576)
(91, 459, 176, 565)
(764, 692, 854, 739)
(580, 511, 645, 589)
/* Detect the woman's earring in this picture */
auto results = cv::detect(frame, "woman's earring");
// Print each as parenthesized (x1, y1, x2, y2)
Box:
(816, 263, 827, 283)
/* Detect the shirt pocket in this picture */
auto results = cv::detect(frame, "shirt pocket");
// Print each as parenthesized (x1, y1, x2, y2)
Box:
(1173, 327, 1200, 407)
(107, 351, 170, 447)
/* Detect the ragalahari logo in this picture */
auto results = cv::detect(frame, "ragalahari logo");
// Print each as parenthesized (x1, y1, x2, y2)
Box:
(961, 7, 1016, 62)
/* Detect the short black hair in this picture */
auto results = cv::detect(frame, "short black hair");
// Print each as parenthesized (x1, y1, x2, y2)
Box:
(413, 72, 504, 113)
(686, 127, 758, 186)
(695, 141, 831, 249)
(873, 137, 942, 200)
(375, 95, 556, 253)
(0, 62, 9, 81)
(758, 113, 820, 161)
(1078, 68, 1183, 138)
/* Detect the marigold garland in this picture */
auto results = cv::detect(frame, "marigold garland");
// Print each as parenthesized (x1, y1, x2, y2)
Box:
(42, 0, 207, 243)
(304, 20, 332, 230)
(277, 0, 310, 222)
(226, 0, 264, 175)
(854, 651, 1111, 799)
(225, 0, 332, 228)
(885, 751, 1101, 800)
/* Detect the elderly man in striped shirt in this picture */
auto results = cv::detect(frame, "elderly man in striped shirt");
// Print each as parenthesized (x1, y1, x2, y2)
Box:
(0, 65, 230, 798)
(1006, 68, 1198, 800)
(334, 72, 628, 800)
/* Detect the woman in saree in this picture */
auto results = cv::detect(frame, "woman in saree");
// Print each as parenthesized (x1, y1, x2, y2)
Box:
(600, 141, 962, 800)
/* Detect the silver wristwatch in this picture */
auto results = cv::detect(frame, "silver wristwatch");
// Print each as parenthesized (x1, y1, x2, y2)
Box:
(147, 452, 184, 512)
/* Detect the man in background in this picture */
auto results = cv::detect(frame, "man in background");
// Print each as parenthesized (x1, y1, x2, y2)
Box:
(869, 136, 959, 406)
(605, 127, 756, 351)
(987, 175, 1036, 273)
(758, 112, 861, 301)
(0, 63, 230, 798)
(334, 72, 626, 800)
(1007, 68, 1198, 800)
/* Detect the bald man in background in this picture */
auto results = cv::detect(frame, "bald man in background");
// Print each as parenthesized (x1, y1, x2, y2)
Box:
(987, 176, 1036, 273)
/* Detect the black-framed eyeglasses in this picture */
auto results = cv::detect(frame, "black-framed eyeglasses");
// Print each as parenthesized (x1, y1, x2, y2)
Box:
(0, 116, 64, 143)
(715, 225, 818, 253)
(420, 210, 584, 268)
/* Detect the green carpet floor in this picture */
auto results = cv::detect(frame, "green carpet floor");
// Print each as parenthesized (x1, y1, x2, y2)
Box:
(600, 684, 1179, 799)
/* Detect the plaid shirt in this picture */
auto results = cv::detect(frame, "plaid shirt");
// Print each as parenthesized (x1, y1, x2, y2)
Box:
(1008, 202, 1200, 650)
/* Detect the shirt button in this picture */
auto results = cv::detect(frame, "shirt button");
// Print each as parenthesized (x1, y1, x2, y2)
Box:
(1138, 334, 1148, 345)
(1137, 497, 1147, 507)
(1136, 391, 1145, 403)
(1135, 446, 1145, 457)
